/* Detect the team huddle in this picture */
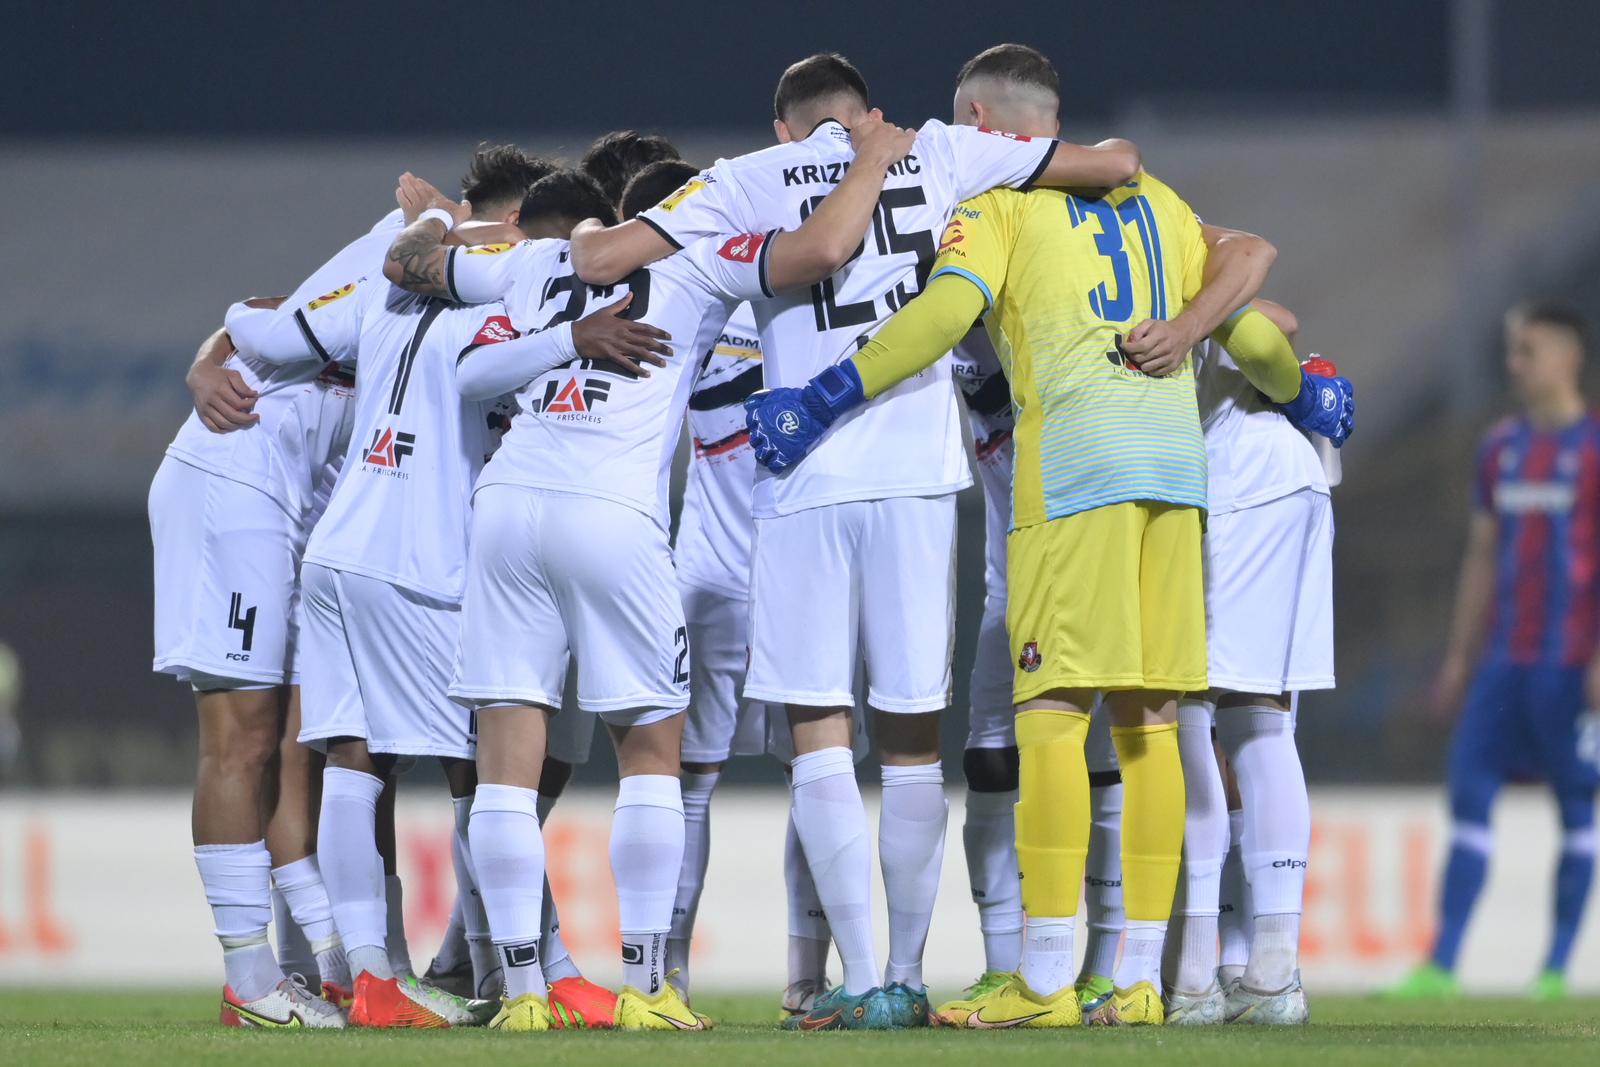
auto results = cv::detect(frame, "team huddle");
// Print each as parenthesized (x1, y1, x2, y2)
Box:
(149, 44, 1355, 1033)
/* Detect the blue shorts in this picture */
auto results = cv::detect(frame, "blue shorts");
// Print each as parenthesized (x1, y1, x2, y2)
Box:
(1451, 663, 1600, 800)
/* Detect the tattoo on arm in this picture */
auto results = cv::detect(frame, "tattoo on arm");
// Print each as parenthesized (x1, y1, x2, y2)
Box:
(385, 222, 452, 297)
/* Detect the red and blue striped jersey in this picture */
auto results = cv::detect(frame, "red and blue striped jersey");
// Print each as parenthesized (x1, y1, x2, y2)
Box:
(1477, 412, 1600, 666)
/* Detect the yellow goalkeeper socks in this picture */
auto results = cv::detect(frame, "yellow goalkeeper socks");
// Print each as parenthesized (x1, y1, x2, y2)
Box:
(1014, 709, 1092, 918)
(1111, 721, 1186, 925)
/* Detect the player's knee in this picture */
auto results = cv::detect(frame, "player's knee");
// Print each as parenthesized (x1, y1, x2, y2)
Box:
(963, 745, 1019, 793)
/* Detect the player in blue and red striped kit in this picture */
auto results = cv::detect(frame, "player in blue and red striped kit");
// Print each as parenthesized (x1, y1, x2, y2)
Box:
(1391, 302, 1600, 1000)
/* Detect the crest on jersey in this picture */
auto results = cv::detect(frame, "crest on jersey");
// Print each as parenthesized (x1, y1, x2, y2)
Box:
(718, 232, 765, 263)
(466, 242, 514, 255)
(656, 179, 707, 213)
(307, 283, 356, 310)
(471, 315, 520, 346)
(1018, 641, 1042, 673)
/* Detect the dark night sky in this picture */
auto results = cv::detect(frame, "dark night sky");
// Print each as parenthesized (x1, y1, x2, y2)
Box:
(7, 0, 1597, 139)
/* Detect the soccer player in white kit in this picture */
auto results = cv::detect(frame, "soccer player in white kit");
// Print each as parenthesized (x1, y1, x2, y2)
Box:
(1163, 300, 1343, 1026)
(570, 52, 1140, 1029)
(220, 169, 656, 1028)
(380, 129, 914, 1032)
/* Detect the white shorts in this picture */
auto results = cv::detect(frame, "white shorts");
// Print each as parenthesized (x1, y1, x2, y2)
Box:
(298, 562, 475, 760)
(967, 590, 1014, 749)
(450, 485, 689, 726)
(149, 456, 299, 687)
(680, 582, 769, 764)
(1204, 488, 1336, 694)
(746, 494, 956, 714)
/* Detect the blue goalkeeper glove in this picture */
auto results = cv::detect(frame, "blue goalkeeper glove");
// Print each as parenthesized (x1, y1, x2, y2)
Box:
(744, 362, 866, 472)
(1279, 364, 1356, 447)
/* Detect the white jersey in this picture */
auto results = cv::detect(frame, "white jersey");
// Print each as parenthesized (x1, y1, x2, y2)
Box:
(1192, 337, 1328, 514)
(638, 118, 1057, 518)
(163, 211, 402, 520)
(280, 277, 512, 602)
(675, 303, 763, 598)
(458, 235, 768, 527)
(951, 326, 1014, 596)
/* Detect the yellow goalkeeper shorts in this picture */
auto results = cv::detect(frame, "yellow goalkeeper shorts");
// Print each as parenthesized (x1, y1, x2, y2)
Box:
(1005, 501, 1207, 702)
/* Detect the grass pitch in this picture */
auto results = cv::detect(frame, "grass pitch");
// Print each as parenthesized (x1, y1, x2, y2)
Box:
(1, 989, 1596, 1066)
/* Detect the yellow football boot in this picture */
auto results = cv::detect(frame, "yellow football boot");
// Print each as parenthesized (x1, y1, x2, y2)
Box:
(487, 993, 553, 1032)
(613, 981, 712, 1031)
(933, 972, 1082, 1029)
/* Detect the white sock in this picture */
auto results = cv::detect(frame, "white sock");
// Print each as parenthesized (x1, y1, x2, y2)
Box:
(667, 769, 719, 992)
(1081, 782, 1124, 980)
(612, 774, 684, 996)
(1114, 919, 1166, 993)
(1172, 699, 1228, 992)
(1217, 704, 1308, 991)
(272, 884, 318, 983)
(316, 768, 390, 977)
(1248, 913, 1301, 994)
(449, 794, 501, 996)
(1218, 810, 1250, 984)
(879, 761, 946, 989)
(195, 840, 282, 1001)
(790, 747, 877, 996)
(385, 875, 413, 978)
(271, 856, 339, 951)
(1019, 915, 1074, 996)
(534, 792, 580, 982)
(784, 809, 830, 986)
(470, 783, 547, 1000)
(962, 788, 1022, 973)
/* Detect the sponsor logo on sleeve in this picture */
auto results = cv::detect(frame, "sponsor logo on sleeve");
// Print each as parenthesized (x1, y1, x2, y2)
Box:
(471, 315, 520, 346)
(307, 283, 356, 310)
(657, 178, 707, 212)
(465, 242, 514, 255)
(978, 127, 1032, 141)
(938, 217, 966, 254)
(717, 232, 765, 263)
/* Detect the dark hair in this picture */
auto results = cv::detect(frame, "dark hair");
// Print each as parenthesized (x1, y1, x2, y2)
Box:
(1515, 300, 1591, 353)
(461, 143, 557, 213)
(620, 159, 701, 222)
(773, 52, 869, 123)
(955, 43, 1060, 97)
(581, 130, 682, 207)
(519, 169, 617, 230)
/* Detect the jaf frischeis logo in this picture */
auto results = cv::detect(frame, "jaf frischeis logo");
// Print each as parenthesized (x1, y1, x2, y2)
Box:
(363, 426, 416, 478)
(529, 377, 612, 421)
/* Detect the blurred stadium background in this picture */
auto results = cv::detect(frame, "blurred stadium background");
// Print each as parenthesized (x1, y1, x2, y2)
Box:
(1, 0, 1598, 995)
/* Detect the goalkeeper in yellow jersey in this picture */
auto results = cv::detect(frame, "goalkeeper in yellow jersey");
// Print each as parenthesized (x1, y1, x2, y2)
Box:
(745, 44, 1354, 1028)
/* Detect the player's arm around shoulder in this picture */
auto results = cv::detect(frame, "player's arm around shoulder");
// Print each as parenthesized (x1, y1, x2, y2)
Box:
(572, 163, 739, 285)
(762, 110, 917, 290)
(1035, 137, 1141, 189)
(382, 172, 474, 298)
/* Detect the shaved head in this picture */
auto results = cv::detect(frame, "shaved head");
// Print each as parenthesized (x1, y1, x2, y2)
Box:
(954, 44, 1060, 139)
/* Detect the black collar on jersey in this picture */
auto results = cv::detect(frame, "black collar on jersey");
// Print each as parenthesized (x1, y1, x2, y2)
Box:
(807, 116, 847, 137)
